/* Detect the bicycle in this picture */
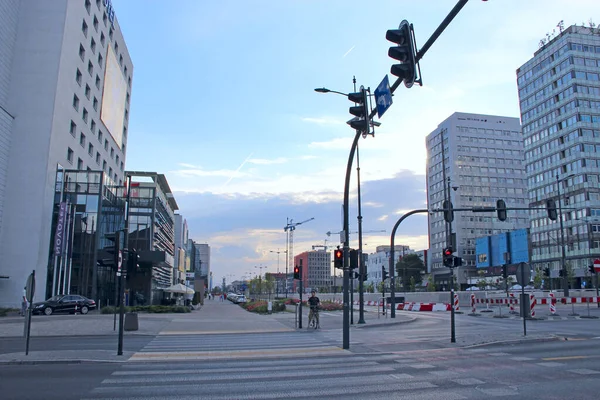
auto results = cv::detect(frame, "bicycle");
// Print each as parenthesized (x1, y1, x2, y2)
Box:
(308, 308, 320, 329)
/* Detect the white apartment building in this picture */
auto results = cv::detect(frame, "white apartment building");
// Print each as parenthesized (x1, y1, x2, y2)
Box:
(425, 113, 529, 289)
(0, 0, 133, 306)
(517, 25, 600, 285)
(365, 245, 412, 286)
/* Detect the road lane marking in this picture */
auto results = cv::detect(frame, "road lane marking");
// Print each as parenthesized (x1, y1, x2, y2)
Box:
(542, 355, 587, 361)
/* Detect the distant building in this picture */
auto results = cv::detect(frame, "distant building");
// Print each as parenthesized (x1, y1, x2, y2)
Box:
(174, 214, 189, 285)
(365, 245, 412, 286)
(425, 112, 528, 289)
(516, 24, 600, 287)
(293, 250, 331, 292)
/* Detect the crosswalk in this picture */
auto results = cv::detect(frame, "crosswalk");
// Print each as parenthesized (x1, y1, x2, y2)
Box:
(81, 344, 600, 399)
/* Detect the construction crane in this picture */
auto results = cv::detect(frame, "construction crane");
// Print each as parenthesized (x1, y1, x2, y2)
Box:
(326, 229, 386, 242)
(284, 217, 315, 271)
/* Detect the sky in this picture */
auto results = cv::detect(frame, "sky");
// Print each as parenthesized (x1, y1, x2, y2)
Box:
(112, 0, 598, 286)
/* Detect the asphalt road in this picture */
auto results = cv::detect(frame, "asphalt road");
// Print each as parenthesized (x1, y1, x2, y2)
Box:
(0, 335, 153, 355)
(4, 339, 600, 399)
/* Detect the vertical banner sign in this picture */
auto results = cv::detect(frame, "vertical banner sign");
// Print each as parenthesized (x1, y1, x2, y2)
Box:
(53, 202, 67, 255)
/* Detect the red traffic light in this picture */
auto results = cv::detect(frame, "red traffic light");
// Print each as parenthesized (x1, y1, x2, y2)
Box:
(444, 248, 453, 256)
(334, 250, 342, 259)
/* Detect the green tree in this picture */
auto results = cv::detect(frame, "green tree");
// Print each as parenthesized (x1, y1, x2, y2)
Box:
(533, 269, 543, 289)
(477, 270, 488, 291)
(396, 254, 425, 290)
(377, 281, 385, 293)
(366, 282, 375, 293)
(426, 275, 437, 292)
(409, 276, 416, 292)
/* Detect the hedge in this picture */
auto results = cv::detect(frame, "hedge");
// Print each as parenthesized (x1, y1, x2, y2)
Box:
(241, 300, 286, 314)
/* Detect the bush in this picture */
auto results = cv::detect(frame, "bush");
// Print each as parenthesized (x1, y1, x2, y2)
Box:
(319, 301, 343, 311)
(100, 305, 190, 314)
(241, 300, 286, 314)
(0, 307, 18, 317)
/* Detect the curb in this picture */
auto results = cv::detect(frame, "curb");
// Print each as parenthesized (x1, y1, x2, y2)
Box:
(0, 358, 130, 365)
(352, 316, 418, 329)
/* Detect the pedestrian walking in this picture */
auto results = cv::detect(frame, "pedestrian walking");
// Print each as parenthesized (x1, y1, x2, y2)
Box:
(20, 287, 28, 316)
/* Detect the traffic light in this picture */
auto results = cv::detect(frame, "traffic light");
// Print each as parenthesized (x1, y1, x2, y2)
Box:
(453, 257, 463, 268)
(334, 248, 343, 269)
(544, 267, 550, 277)
(293, 265, 300, 280)
(443, 247, 454, 268)
(559, 269, 564, 277)
(381, 266, 389, 281)
(128, 249, 140, 270)
(347, 88, 370, 133)
(589, 265, 595, 274)
(443, 200, 454, 223)
(386, 20, 417, 88)
(349, 249, 359, 269)
(502, 265, 508, 280)
(361, 270, 368, 282)
(497, 199, 507, 221)
(546, 199, 557, 221)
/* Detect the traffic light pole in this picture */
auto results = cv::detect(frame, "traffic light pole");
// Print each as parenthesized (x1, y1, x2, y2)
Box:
(118, 174, 132, 356)
(389, 209, 429, 318)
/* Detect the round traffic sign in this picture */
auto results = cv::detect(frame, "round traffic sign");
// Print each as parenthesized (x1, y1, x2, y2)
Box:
(117, 251, 123, 270)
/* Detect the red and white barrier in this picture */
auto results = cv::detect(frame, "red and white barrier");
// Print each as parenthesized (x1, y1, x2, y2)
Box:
(549, 293, 556, 315)
(530, 294, 536, 317)
(454, 293, 460, 312)
(509, 293, 516, 313)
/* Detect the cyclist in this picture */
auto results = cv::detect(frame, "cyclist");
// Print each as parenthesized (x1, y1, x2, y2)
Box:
(307, 290, 320, 328)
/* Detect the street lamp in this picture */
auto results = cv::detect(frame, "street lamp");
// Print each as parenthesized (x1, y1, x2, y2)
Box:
(270, 249, 287, 297)
(556, 173, 574, 297)
(254, 265, 265, 297)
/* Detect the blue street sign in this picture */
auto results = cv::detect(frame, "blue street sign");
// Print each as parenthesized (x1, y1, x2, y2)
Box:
(374, 75, 393, 118)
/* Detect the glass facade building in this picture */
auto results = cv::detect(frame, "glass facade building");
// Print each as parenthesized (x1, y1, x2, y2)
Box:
(517, 25, 600, 286)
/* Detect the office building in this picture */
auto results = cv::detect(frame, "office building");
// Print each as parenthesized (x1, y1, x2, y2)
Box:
(425, 112, 529, 289)
(294, 250, 332, 292)
(174, 214, 190, 285)
(517, 24, 600, 286)
(0, 0, 133, 307)
(365, 245, 412, 287)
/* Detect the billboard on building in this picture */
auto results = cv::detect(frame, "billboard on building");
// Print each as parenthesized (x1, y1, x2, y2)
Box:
(100, 44, 127, 149)
(476, 237, 490, 268)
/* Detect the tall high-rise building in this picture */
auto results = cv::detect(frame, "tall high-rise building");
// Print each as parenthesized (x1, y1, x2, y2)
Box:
(425, 112, 528, 289)
(0, 0, 133, 307)
(517, 25, 600, 285)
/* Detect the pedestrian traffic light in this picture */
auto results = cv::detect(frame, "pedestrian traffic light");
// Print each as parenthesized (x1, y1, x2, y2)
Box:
(128, 249, 140, 270)
(293, 265, 300, 280)
(349, 249, 359, 269)
(443, 200, 454, 223)
(381, 266, 389, 281)
(546, 199, 557, 221)
(347, 88, 370, 133)
(334, 248, 343, 269)
(496, 199, 507, 221)
(443, 247, 454, 268)
(386, 20, 418, 88)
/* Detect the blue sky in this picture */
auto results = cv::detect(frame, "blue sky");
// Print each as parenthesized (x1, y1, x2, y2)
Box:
(112, 0, 597, 285)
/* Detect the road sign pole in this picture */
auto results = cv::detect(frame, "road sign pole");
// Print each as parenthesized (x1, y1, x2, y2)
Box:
(25, 270, 35, 356)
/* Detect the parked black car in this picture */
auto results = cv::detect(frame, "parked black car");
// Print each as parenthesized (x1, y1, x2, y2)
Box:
(32, 295, 96, 315)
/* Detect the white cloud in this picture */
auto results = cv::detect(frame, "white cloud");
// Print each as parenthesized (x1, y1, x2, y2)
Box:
(248, 157, 288, 165)
(301, 116, 345, 126)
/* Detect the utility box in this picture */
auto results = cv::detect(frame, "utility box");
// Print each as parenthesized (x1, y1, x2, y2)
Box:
(519, 294, 531, 318)
(124, 312, 139, 331)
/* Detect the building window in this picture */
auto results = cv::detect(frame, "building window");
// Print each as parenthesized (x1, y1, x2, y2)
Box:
(100, 31, 105, 46)
(88, 60, 93, 76)
(93, 97, 98, 111)
(82, 20, 88, 37)
(110, 147, 114, 158)
(108, 167, 113, 177)
(90, 38, 96, 53)
(103, 12, 107, 27)
(67, 148, 74, 164)
(119, 54, 123, 66)
(85, 84, 91, 99)
(115, 155, 119, 164)
(123, 126, 127, 137)
(79, 44, 85, 61)
(82, 108, 88, 123)
(93, 15, 99, 32)
(124, 109, 128, 121)
(73, 94, 79, 111)
(77, 158, 84, 170)
(90, 119, 96, 134)
(98, 130, 103, 142)
(128, 76, 131, 88)
(85, 0, 91, 13)
(120, 161, 124, 171)
(95, 75, 101, 89)
(98, 53, 103, 68)
(114, 42, 119, 53)
(124, 66, 128, 76)
(96, 152, 101, 164)
(88, 143, 94, 156)
(102, 160, 107, 171)
(69, 121, 77, 137)
(75, 69, 82, 85)
(80, 132, 86, 147)
(104, 139, 108, 151)
(126, 92, 130, 104)
(109, 28, 113, 40)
